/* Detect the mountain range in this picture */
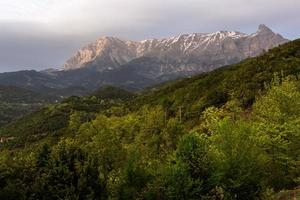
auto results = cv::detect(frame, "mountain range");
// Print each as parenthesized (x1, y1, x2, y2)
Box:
(0, 24, 288, 94)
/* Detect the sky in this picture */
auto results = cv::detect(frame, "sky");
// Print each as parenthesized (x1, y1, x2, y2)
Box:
(0, 0, 299, 72)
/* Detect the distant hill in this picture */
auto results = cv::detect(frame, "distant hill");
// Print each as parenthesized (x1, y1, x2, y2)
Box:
(0, 85, 58, 103)
(90, 85, 135, 100)
(0, 70, 89, 96)
(0, 85, 61, 126)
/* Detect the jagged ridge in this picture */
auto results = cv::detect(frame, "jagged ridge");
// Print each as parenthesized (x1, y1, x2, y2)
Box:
(63, 24, 289, 76)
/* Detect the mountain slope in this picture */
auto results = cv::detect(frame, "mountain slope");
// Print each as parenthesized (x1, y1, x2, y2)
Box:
(135, 38, 300, 112)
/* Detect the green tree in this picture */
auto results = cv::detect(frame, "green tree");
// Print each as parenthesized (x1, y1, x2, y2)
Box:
(253, 76, 300, 190)
(209, 119, 266, 199)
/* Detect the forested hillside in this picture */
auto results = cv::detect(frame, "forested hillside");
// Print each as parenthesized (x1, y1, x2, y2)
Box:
(0, 40, 299, 199)
(0, 86, 134, 147)
(0, 85, 60, 126)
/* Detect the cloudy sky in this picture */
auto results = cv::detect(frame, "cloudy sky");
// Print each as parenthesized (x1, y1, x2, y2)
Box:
(0, 0, 299, 72)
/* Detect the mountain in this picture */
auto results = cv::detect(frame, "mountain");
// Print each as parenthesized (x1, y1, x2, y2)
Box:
(63, 24, 288, 76)
(59, 25, 288, 90)
(0, 25, 288, 93)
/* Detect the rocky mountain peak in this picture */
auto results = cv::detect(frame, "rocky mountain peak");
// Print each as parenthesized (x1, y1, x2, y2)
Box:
(62, 25, 289, 73)
(257, 24, 273, 33)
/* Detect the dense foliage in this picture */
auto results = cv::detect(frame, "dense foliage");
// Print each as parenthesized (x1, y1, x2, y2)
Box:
(0, 40, 300, 199)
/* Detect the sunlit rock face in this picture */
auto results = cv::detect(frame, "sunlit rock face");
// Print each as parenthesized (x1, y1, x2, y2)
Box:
(63, 24, 288, 77)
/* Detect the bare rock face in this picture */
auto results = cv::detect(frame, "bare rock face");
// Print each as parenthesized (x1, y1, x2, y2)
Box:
(63, 25, 289, 76)
(240, 24, 289, 57)
(63, 37, 138, 71)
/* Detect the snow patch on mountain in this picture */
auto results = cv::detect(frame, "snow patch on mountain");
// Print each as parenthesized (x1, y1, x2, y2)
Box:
(63, 25, 289, 74)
